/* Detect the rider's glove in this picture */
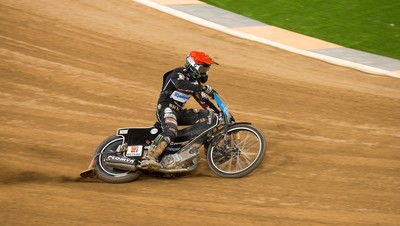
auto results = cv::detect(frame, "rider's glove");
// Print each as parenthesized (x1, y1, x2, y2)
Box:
(202, 85, 214, 97)
(200, 92, 208, 102)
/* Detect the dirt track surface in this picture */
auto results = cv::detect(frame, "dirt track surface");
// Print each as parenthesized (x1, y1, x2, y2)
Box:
(1, 0, 399, 225)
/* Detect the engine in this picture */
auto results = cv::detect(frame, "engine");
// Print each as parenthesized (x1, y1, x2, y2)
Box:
(160, 147, 199, 169)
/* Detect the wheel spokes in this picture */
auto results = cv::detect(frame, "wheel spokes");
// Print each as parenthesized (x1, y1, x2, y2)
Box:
(211, 128, 262, 174)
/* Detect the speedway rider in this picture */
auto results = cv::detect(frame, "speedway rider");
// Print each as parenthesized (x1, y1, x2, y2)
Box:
(140, 51, 218, 169)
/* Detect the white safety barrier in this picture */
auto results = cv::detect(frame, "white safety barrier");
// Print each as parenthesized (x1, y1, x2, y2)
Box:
(134, 0, 400, 78)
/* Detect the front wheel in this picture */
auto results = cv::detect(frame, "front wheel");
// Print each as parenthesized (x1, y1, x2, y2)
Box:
(93, 135, 141, 183)
(207, 124, 266, 178)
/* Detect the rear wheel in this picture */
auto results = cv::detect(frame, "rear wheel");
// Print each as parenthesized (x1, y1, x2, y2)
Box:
(94, 135, 141, 183)
(207, 124, 266, 178)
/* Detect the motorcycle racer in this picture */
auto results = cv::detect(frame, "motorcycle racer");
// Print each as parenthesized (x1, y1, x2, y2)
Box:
(81, 51, 266, 183)
(140, 51, 218, 169)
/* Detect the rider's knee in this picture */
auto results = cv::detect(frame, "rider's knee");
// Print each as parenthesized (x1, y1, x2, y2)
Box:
(164, 124, 178, 141)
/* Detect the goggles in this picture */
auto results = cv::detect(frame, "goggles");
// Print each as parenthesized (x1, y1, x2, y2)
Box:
(187, 56, 210, 75)
(196, 64, 210, 75)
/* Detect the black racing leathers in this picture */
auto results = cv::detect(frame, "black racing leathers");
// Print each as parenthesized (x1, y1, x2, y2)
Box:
(159, 67, 203, 108)
(154, 67, 213, 145)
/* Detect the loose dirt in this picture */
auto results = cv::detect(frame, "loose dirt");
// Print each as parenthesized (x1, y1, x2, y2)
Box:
(1, 0, 399, 225)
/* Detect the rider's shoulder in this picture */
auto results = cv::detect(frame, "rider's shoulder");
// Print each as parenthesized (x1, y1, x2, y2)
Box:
(170, 67, 186, 74)
(168, 67, 188, 77)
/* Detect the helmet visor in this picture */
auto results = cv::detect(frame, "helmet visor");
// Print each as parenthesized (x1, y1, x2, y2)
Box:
(197, 64, 210, 75)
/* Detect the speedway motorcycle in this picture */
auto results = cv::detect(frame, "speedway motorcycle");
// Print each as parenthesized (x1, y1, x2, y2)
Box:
(80, 92, 266, 183)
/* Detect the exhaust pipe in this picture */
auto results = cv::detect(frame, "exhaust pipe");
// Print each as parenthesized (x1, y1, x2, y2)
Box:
(104, 162, 137, 171)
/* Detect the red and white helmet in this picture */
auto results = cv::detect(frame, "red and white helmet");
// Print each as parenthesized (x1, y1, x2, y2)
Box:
(185, 51, 218, 83)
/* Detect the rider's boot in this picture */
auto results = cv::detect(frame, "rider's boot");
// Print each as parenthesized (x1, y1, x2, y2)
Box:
(140, 140, 168, 169)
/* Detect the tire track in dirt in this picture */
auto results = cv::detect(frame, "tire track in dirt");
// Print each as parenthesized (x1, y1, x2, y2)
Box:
(1, 0, 400, 225)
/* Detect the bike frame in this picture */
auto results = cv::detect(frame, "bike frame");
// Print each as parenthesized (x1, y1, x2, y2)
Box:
(162, 93, 232, 154)
(114, 92, 248, 157)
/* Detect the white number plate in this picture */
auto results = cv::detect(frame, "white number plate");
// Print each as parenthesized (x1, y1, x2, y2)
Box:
(126, 146, 143, 157)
